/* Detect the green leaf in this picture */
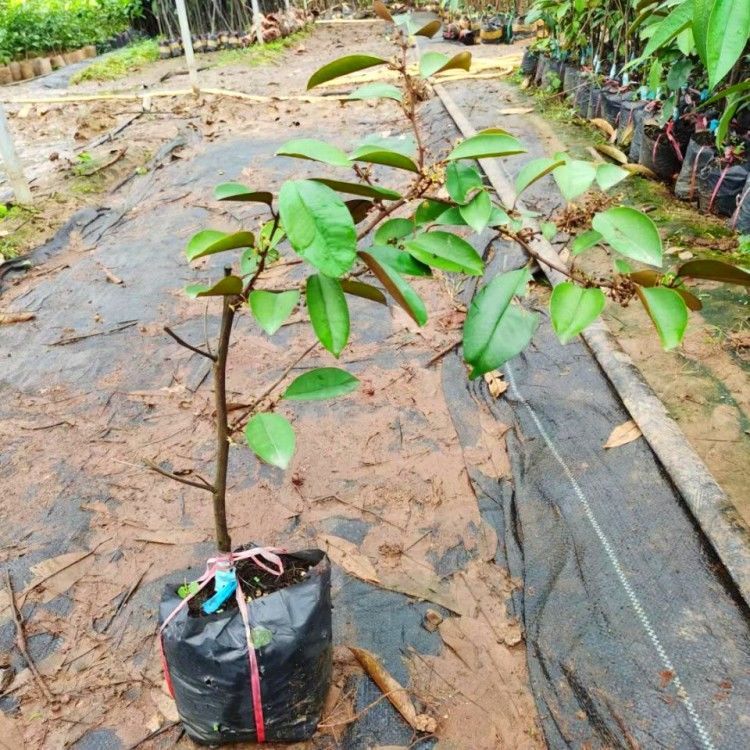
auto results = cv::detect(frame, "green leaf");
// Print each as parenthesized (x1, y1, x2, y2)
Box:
(306, 274, 350, 356)
(553, 160, 597, 201)
(463, 269, 539, 377)
(366, 245, 432, 276)
(185, 283, 209, 298)
(706, 0, 750, 89)
(307, 54, 388, 89)
(595, 163, 629, 191)
(405, 232, 484, 275)
(340, 278, 388, 305)
(592, 207, 663, 266)
(540, 221, 557, 241)
(415, 19, 442, 37)
(571, 229, 603, 256)
(434, 207, 468, 226)
(714, 93, 746, 148)
(614, 259, 633, 274)
(419, 50, 472, 77)
(677, 259, 750, 286)
(347, 83, 403, 102)
(244, 413, 295, 469)
(194, 276, 243, 297)
(666, 59, 693, 92)
(694, 0, 711, 65)
(283, 367, 359, 400)
(276, 139, 350, 167)
(214, 183, 273, 205)
(446, 161, 483, 204)
(279, 180, 357, 277)
(515, 157, 566, 197)
(489, 207, 511, 226)
(460, 191, 492, 233)
(186, 230, 255, 261)
(647, 58, 663, 93)
(357, 134, 416, 157)
(239, 248, 258, 276)
(349, 145, 419, 173)
(414, 198, 452, 225)
(636, 286, 688, 350)
(374, 218, 415, 245)
(259, 220, 285, 250)
(550, 282, 606, 344)
(447, 129, 525, 161)
(360, 251, 428, 325)
(248, 290, 300, 335)
(311, 178, 401, 201)
(642, 0, 693, 58)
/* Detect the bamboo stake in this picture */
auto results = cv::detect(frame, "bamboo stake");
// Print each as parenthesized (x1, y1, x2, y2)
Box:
(175, 0, 200, 94)
(0, 101, 32, 205)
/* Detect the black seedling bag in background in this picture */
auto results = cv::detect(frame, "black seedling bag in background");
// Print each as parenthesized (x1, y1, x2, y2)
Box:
(160, 549, 332, 746)
(732, 173, 750, 233)
(628, 108, 649, 163)
(575, 75, 592, 117)
(521, 49, 538, 75)
(675, 135, 717, 200)
(601, 88, 624, 127)
(588, 86, 603, 119)
(697, 158, 750, 217)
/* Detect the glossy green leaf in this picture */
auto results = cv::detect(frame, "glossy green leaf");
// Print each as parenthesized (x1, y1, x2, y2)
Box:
(374, 218, 415, 245)
(648, 58, 663, 93)
(666, 59, 693, 92)
(306, 274, 350, 357)
(614, 259, 633, 274)
(419, 50, 472, 77)
(515, 157, 566, 197)
(447, 129, 525, 161)
(279, 180, 357, 277)
(571, 229, 603, 256)
(239, 248, 258, 276)
(276, 139, 350, 167)
(307, 54, 389, 89)
(244, 412, 295, 469)
(405, 232, 484, 275)
(248, 290, 300, 335)
(186, 230, 255, 261)
(463, 269, 539, 378)
(642, 0, 693, 58)
(357, 134, 416, 157)
(553, 160, 597, 201)
(259, 220, 285, 250)
(460, 191, 493, 233)
(414, 198, 452, 225)
(340, 278, 388, 305)
(434, 206, 468, 226)
(360, 251, 428, 325)
(677, 259, 750, 286)
(185, 283, 209, 298)
(446, 161, 483, 204)
(540, 221, 557, 241)
(489, 206, 511, 226)
(595, 163, 629, 191)
(194, 276, 243, 297)
(592, 207, 663, 266)
(366, 245, 432, 277)
(214, 183, 272, 205)
(347, 83, 403, 102)
(415, 19, 442, 37)
(283, 367, 359, 400)
(311, 178, 401, 201)
(636, 286, 688, 350)
(706, 0, 750, 89)
(694, 0, 711, 64)
(550, 282, 606, 344)
(349, 145, 419, 173)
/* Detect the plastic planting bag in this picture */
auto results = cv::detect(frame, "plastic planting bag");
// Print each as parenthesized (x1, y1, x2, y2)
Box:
(575, 76, 592, 117)
(697, 158, 750, 217)
(534, 55, 549, 87)
(521, 49, 538, 75)
(640, 121, 693, 181)
(617, 99, 647, 145)
(563, 65, 580, 97)
(674, 135, 717, 201)
(601, 88, 625, 127)
(731, 173, 750, 233)
(587, 86, 603, 120)
(160, 548, 332, 745)
(628, 108, 649, 163)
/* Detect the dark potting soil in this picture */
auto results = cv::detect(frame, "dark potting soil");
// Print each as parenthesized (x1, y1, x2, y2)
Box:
(186, 554, 315, 616)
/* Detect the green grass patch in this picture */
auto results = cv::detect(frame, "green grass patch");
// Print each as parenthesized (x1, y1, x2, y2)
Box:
(71, 39, 159, 83)
(213, 29, 310, 68)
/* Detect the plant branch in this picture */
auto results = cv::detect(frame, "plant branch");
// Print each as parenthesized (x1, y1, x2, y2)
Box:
(144, 459, 215, 493)
(164, 325, 217, 362)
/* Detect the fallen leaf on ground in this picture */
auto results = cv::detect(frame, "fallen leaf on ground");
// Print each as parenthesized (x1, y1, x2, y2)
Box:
(603, 419, 642, 449)
(0, 710, 25, 749)
(483, 370, 508, 399)
(589, 118, 615, 138)
(622, 163, 656, 179)
(0, 312, 35, 325)
(319, 535, 380, 584)
(498, 107, 534, 115)
(24, 549, 98, 602)
(594, 143, 628, 164)
(350, 647, 436, 733)
(379, 566, 463, 614)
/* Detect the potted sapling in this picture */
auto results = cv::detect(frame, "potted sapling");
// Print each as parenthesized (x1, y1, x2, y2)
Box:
(153, 3, 738, 744)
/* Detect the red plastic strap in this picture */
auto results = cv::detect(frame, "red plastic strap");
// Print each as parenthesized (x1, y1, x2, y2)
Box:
(159, 634, 176, 699)
(664, 121, 684, 162)
(709, 164, 731, 213)
(652, 132, 662, 162)
(236, 585, 266, 742)
(689, 145, 710, 199)
(731, 182, 750, 228)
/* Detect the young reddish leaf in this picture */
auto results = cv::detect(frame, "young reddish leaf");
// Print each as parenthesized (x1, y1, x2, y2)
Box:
(360, 251, 428, 325)
(346, 199, 374, 224)
(677, 259, 750, 287)
(419, 50, 472, 77)
(307, 55, 389, 89)
(306, 274, 350, 357)
(244, 413, 295, 469)
(283, 367, 359, 400)
(415, 19, 442, 38)
(373, 0, 394, 23)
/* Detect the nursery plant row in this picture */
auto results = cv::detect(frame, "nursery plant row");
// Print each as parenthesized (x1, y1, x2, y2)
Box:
(521, 0, 750, 234)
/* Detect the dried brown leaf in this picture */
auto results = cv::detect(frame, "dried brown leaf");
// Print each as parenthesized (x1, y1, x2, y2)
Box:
(622, 163, 657, 179)
(498, 107, 534, 115)
(483, 370, 508, 399)
(590, 118, 615, 138)
(603, 420, 642, 449)
(0, 312, 35, 325)
(320, 535, 380, 584)
(350, 647, 436, 733)
(594, 143, 628, 165)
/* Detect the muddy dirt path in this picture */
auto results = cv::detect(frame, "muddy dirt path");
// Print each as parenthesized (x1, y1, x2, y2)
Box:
(0, 21, 542, 750)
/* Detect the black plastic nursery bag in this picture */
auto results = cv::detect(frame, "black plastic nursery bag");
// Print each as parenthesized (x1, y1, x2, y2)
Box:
(521, 49, 538, 75)
(731, 173, 750, 233)
(160, 549, 332, 745)
(674, 136, 717, 200)
(697, 158, 750, 216)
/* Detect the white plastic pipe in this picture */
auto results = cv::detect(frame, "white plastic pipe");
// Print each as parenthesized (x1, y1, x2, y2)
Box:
(175, 0, 200, 94)
(251, 0, 264, 45)
(0, 102, 32, 205)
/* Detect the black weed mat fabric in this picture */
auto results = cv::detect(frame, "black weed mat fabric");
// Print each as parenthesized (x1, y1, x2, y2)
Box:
(443, 318, 750, 750)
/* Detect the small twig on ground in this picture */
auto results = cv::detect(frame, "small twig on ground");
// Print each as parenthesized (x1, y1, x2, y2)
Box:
(318, 689, 399, 728)
(101, 563, 152, 633)
(425, 339, 461, 368)
(164, 325, 217, 362)
(5, 569, 55, 703)
(50, 320, 138, 346)
(79, 147, 127, 177)
(0, 311, 35, 325)
(144, 459, 215, 493)
(125, 720, 180, 750)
